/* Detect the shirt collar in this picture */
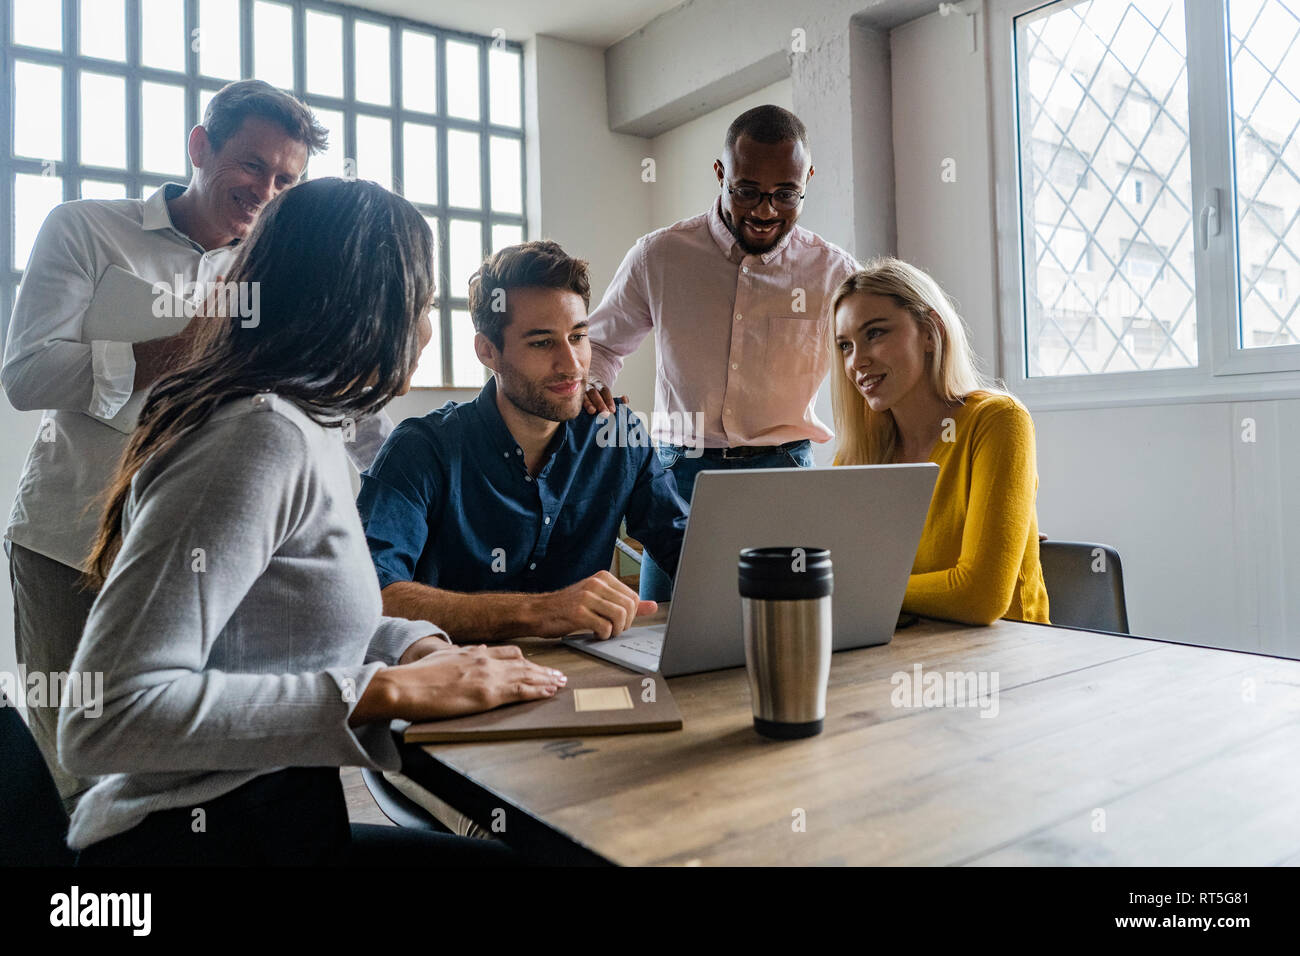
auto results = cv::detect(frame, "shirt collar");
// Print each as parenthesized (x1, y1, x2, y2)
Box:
(470, 376, 572, 473)
(706, 194, 797, 264)
(143, 182, 241, 253)
(141, 182, 190, 233)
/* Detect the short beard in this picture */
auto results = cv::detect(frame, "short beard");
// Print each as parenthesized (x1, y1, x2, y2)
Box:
(723, 208, 785, 255)
(496, 358, 584, 423)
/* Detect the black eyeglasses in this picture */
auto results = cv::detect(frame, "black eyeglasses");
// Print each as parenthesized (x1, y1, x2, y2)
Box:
(724, 182, 806, 211)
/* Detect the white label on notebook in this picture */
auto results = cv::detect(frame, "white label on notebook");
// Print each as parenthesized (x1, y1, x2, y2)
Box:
(573, 686, 635, 712)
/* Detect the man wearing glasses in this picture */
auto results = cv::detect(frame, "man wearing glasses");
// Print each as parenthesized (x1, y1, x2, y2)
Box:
(583, 105, 858, 601)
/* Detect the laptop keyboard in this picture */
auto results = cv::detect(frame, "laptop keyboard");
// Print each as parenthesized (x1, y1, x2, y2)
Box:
(565, 624, 666, 669)
(611, 631, 664, 655)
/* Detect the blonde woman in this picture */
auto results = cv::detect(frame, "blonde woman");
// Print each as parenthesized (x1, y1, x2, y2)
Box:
(830, 258, 1049, 626)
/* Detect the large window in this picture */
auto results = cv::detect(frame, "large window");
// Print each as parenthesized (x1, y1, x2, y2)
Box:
(994, 0, 1300, 404)
(2, 0, 525, 387)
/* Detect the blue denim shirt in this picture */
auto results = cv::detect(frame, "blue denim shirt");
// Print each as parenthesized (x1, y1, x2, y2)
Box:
(357, 377, 688, 594)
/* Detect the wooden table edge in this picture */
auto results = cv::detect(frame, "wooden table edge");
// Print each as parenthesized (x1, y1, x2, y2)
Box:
(395, 615, 1299, 866)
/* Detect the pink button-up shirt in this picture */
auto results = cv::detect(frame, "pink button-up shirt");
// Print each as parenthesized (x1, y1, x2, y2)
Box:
(588, 197, 858, 449)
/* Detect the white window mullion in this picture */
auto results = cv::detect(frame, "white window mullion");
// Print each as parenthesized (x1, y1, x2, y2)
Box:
(1187, 0, 1242, 376)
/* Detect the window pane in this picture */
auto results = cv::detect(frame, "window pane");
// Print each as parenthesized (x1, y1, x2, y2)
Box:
(355, 115, 392, 190)
(199, 87, 220, 125)
(355, 21, 392, 106)
(14, 174, 64, 270)
(253, 1, 294, 91)
(402, 123, 438, 204)
(198, 0, 241, 80)
(447, 130, 480, 209)
(141, 82, 187, 175)
(306, 11, 344, 97)
(402, 31, 438, 113)
(1016, 0, 1197, 376)
(411, 333, 443, 387)
(445, 41, 480, 120)
(13, 0, 61, 50)
(1229, 0, 1300, 350)
(448, 219, 481, 298)
(14, 62, 62, 162)
(142, 0, 187, 71)
(489, 136, 522, 214)
(79, 180, 129, 200)
(309, 108, 346, 179)
(489, 48, 522, 127)
(81, 72, 128, 170)
(451, 310, 484, 386)
(81, 0, 126, 61)
(492, 223, 523, 251)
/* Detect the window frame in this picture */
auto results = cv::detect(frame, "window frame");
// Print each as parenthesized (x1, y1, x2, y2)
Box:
(0, 0, 526, 389)
(990, 0, 1300, 410)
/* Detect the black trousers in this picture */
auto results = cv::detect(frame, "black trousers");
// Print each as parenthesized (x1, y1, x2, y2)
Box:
(75, 767, 520, 867)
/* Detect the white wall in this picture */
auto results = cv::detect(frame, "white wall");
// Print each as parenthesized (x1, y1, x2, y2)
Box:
(890, 7, 1299, 655)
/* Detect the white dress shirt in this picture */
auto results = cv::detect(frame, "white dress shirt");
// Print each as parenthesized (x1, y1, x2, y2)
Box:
(2, 183, 392, 571)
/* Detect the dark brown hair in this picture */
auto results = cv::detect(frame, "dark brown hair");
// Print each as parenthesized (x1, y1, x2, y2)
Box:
(468, 240, 591, 349)
(203, 79, 328, 155)
(84, 178, 434, 588)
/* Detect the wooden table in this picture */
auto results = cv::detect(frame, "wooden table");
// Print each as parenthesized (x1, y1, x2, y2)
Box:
(399, 611, 1300, 865)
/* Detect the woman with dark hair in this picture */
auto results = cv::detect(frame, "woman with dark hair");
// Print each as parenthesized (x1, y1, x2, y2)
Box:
(58, 178, 565, 865)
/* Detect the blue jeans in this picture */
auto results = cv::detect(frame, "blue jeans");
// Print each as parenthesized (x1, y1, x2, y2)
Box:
(638, 440, 815, 602)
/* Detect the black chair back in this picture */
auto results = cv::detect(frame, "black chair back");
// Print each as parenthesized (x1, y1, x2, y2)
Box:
(1039, 540, 1130, 634)
(0, 692, 75, 865)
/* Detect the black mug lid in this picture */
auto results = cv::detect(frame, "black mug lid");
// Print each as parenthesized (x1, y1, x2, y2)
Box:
(738, 547, 832, 600)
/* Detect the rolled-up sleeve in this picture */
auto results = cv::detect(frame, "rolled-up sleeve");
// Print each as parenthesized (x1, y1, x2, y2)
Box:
(587, 239, 654, 389)
(357, 422, 441, 591)
(88, 340, 137, 418)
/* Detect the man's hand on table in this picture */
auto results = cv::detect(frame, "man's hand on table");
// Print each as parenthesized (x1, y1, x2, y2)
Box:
(532, 570, 656, 640)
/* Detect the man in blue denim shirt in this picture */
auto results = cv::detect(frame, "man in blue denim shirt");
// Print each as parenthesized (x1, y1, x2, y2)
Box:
(358, 240, 687, 643)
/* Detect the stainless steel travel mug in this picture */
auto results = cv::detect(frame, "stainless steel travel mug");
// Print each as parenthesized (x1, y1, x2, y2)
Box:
(738, 547, 833, 739)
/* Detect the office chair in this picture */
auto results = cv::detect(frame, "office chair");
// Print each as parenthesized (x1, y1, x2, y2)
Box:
(360, 768, 452, 832)
(1038, 539, 1130, 634)
(0, 692, 76, 865)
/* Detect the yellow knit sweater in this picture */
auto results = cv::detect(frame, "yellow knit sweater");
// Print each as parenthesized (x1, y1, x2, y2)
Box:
(902, 391, 1050, 626)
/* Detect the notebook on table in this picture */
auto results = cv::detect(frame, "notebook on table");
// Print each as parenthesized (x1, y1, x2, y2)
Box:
(403, 666, 682, 743)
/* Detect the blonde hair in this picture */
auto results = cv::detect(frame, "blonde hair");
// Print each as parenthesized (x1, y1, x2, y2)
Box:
(830, 257, 1007, 465)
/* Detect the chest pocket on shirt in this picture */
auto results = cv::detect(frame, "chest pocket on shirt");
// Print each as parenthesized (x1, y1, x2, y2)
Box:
(764, 314, 825, 377)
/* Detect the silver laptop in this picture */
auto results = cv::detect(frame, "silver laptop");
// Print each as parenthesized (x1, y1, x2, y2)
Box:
(563, 463, 938, 677)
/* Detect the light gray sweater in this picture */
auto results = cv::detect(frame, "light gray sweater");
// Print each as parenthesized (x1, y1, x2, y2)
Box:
(58, 393, 439, 850)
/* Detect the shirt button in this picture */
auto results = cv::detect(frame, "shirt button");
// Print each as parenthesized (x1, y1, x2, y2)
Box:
(525, 475, 532, 482)
(515, 448, 522, 456)
(543, 516, 551, 525)
(735, 313, 742, 321)
(503, 451, 509, 458)
(731, 363, 738, 370)
(529, 562, 537, 570)
(742, 266, 749, 274)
